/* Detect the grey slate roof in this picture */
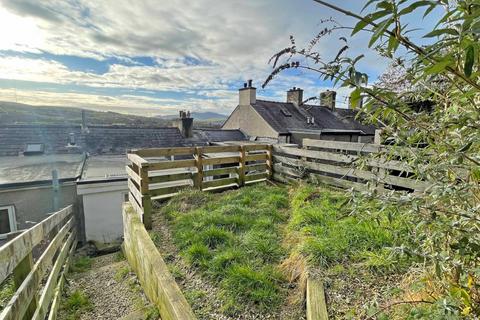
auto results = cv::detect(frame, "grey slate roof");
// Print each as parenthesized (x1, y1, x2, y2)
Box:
(0, 125, 185, 156)
(251, 100, 376, 135)
(193, 129, 247, 142)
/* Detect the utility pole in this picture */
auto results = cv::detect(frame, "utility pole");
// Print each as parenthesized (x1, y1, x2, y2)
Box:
(52, 169, 60, 211)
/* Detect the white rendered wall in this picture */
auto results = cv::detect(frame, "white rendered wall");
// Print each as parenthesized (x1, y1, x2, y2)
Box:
(77, 180, 127, 244)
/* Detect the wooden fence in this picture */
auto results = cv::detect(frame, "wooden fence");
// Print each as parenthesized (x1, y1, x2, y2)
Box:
(127, 144, 272, 228)
(0, 205, 76, 320)
(273, 139, 431, 192)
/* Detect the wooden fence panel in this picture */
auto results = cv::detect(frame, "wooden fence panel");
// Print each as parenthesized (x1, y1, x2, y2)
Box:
(149, 159, 197, 171)
(202, 177, 238, 189)
(126, 144, 271, 228)
(149, 172, 193, 184)
(133, 146, 196, 158)
(0, 207, 75, 320)
(0, 205, 72, 283)
(273, 140, 430, 192)
(202, 156, 240, 166)
(201, 145, 241, 153)
(203, 167, 238, 177)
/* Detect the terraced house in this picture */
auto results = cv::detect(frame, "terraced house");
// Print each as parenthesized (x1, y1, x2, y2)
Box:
(223, 81, 378, 144)
(0, 114, 247, 244)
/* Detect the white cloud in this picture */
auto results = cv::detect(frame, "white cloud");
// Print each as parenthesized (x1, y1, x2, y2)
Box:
(0, 87, 238, 116)
(0, 0, 389, 112)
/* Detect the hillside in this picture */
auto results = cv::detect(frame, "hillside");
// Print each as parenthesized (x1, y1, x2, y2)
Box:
(0, 101, 170, 127)
(157, 111, 227, 121)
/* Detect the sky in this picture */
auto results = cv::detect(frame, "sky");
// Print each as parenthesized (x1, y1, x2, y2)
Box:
(0, 0, 441, 116)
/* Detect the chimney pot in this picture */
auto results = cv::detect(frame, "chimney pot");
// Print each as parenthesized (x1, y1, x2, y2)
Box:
(81, 109, 89, 133)
(247, 79, 253, 87)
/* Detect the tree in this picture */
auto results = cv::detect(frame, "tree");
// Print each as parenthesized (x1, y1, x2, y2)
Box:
(265, 0, 480, 317)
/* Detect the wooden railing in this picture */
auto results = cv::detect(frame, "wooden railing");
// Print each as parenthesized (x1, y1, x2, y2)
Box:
(0, 205, 76, 320)
(127, 144, 272, 228)
(273, 139, 431, 192)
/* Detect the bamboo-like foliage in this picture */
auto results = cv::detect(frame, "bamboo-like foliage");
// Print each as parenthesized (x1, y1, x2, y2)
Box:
(265, 0, 480, 317)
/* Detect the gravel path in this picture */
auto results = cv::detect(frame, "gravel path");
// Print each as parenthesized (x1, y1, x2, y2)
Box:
(152, 211, 305, 320)
(59, 252, 158, 320)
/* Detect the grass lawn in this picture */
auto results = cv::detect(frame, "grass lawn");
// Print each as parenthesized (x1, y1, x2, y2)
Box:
(153, 182, 417, 319)
(158, 183, 293, 317)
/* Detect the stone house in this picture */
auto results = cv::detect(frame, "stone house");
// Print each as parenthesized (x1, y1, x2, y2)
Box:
(222, 81, 377, 145)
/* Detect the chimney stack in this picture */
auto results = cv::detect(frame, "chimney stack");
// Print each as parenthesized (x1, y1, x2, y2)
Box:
(287, 87, 304, 107)
(175, 110, 194, 138)
(81, 109, 89, 133)
(239, 79, 256, 106)
(320, 90, 336, 111)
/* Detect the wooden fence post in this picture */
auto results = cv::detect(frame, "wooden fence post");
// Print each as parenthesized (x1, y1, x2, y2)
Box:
(306, 278, 329, 320)
(267, 145, 273, 178)
(195, 147, 203, 190)
(13, 252, 37, 319)
(140, 164, 152, 229)
(238, 145, 246, 187)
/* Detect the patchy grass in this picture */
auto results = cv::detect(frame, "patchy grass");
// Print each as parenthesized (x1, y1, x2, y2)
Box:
(287, 184, 416, 318)
(62, 289, 92, 320)
(288, 184, 412, 268)
(70, 256, 92, 273)
(114, 250, 125, 262)
(115, 265, 130, 281)
(157, 183, 416, 318)
(143, 306, 160, 320)
(0, 277, 14, 309)
(160, 184, 289, 312)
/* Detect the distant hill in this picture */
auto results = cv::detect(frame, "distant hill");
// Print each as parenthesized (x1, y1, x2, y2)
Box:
(0, 101, 170, 127)
(158, 111, 227, 121)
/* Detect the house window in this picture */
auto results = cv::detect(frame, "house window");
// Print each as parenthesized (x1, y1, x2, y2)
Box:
(24, 143, 45, 155)
(122, 193, 129, 202)
(0, 206, 17, 239)
(68, 133, 76, 146)
(280, 106, 292, 117)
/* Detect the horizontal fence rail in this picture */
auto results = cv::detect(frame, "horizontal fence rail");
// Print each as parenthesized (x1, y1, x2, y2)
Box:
(273, 139, 431, 192)
(0, 205, 76, 320)
(127, 144, 273, 228)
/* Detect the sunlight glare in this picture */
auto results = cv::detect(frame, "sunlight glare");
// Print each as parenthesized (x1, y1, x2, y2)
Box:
(0, 8, 44, 52)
